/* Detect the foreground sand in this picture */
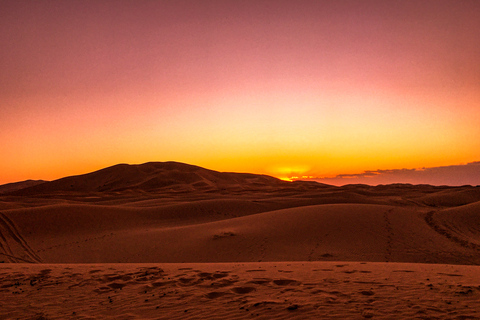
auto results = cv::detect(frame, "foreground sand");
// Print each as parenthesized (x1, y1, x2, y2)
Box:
(1, 261, 480, 319)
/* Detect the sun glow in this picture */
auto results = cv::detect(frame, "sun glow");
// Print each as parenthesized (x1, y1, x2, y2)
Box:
(269, 165, 311, 182)
(0, 1, 479, 185)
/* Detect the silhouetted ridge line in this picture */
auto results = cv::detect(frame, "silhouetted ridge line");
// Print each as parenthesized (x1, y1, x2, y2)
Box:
(6, 161, 329, 195)
(0, 180, 46, 194)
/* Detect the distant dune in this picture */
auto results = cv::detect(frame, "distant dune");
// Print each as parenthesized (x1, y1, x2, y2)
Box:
(2, 162, 480, 319)
(7, 162, 313, 195)
(0, 179, 46, 195)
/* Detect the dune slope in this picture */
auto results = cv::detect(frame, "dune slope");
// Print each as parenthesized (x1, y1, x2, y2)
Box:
(2, 203, 479, 264)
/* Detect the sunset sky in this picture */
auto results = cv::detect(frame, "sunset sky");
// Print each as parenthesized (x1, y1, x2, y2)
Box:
(1, 0, 479, 185)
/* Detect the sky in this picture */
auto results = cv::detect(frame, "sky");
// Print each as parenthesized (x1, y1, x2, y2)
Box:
(1, 0, 479, 185)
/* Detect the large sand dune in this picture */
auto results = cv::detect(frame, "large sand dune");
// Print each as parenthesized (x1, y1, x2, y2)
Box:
(7, 162, 296, 195)
(1, 162, 480, 318)
(2, 202, 479, 265)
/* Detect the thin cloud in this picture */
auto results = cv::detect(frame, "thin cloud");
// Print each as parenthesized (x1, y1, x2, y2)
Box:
(305, 162, 480, 186)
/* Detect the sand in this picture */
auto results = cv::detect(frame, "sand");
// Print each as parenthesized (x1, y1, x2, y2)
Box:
(1, 162, 480, 318)
(1, 262, 480, 319)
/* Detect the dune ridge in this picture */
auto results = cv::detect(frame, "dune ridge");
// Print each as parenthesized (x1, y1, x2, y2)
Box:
(7, 162, 311, 195)
(0, 180, 45, 195)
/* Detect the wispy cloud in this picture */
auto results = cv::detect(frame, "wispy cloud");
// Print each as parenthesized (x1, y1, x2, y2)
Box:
(303, 162, 480, 186)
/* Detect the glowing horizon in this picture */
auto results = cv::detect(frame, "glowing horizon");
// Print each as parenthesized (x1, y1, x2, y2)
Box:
(1, 1, 479, 185)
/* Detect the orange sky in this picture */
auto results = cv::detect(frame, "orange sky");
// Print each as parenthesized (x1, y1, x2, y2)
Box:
(1, 0, 479, 185)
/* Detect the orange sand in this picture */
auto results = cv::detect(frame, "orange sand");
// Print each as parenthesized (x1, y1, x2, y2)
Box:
(1, 262, 480, 319)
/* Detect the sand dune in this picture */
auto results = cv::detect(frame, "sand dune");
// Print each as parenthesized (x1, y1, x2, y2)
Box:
(0, 179, 45, 195)
(1, 162, 480, 318)
(3, 203, 479, 265)
(428, 201, 480, 249)
(9, 162, 300, 195)
(418, 188, 480, 207)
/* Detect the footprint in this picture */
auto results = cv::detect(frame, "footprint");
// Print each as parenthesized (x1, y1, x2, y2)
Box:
(177, 277, 198, 285)
(287, 304, 300, 311)
(455, 315, 478, 320)
(208, 278, 238, 288)
(104, 274, 123, 281)
(40, 269, 52, 275)
(93, 286, 111, 293)
(359, 290, 375, 296)
(107, 282, 126, 290)
(143, 267, 164, 273)
(273, 279, 300, 286)
(212, 272, 230, 279)
(250, 300, 282, 307)
(456, 288, 474, 295)
(311, 289, 326, 294)
(247, 278, 271, 285)
(353, 281, 381, 285)
(437, 273, 463, 277)
(362, 310, 375, 318)
(197, 272, 213, 280)
(212, 232, 236, 240)
(151, 280, 174, 287)
(231, 286, 256, 294)
(206, 291, 228, 299)
(89, 270, 102, 274)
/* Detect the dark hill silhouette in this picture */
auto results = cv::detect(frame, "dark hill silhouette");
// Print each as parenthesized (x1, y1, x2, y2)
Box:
(8, 162, 329, 195)
(6, 163, 480, 207)
(0, 180, 46, 194)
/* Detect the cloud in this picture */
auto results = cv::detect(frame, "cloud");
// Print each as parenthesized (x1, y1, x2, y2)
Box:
(304, 162, 480, 186)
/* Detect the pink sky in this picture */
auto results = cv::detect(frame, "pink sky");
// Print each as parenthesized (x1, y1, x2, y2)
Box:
(1, 0, 479, 185)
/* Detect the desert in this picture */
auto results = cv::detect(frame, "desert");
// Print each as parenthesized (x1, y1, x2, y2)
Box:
(1, 162, 480, 319)
(3, 0, 480, 318)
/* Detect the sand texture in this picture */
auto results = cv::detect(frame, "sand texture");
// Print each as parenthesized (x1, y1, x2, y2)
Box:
(1, 262, 480, 319)
(1, 162, 480, 318)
